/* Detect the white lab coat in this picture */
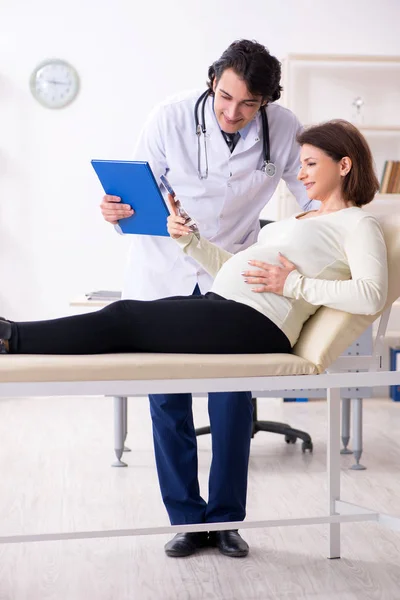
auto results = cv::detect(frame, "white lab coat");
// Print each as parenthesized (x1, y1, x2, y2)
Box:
(120, 90, 312, 300)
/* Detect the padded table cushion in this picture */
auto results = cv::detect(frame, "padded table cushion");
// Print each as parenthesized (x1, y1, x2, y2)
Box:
(293, 214, 400, 373)
(0, 352, 318, 383)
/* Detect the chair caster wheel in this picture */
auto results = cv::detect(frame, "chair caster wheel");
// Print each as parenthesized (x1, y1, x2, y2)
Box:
(302, 441, 313, 453)
(285, 435, 297, 444)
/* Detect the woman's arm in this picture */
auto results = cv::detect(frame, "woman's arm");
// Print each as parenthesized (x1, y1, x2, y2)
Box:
(283, 216, 388, 315)
(175, 233, 233, 278)
(167, 203, 233, 278)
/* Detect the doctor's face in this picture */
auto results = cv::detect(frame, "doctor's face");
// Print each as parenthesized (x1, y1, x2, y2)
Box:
(212, 68, 264, 133)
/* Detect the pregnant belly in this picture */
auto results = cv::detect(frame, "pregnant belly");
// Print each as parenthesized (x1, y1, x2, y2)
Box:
(211, 247, 281, 295)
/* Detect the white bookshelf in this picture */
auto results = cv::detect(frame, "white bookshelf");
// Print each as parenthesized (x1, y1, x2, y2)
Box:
(277, 53, 400, 219)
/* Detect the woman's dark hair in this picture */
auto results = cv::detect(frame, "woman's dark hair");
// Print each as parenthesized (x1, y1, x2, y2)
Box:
(297, 120, 379, 207)
(207, 39, 282, 102)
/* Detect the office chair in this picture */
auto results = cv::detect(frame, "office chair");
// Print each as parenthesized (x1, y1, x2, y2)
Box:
(195, 219, 313, 452)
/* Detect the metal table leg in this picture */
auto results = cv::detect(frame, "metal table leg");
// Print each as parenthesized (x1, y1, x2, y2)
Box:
(112, 396, 128, 467)
(350, 398, 366, 470)
(340, 397, 353, 454)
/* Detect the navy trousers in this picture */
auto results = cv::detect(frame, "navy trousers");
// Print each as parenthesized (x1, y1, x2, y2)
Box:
(149, 389, 253, 525)
(149, 285, 253, 525)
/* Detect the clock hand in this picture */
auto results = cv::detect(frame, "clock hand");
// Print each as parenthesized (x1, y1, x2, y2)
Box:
(45, 80, 69, 86)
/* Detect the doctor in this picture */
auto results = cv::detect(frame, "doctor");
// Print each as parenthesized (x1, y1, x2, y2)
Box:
(101, 39, 315, 558)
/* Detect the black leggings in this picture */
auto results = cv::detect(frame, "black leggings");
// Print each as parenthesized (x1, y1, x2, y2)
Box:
(10, 293, 291, 355)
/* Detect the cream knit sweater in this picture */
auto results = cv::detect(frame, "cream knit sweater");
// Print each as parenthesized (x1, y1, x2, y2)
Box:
(175, 207, 388, 346)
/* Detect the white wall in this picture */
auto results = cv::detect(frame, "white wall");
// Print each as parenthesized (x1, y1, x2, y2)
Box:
(1, 0, 400, 320)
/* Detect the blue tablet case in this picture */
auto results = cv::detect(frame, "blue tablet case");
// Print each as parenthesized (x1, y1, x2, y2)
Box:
(91, 160, 169, 236)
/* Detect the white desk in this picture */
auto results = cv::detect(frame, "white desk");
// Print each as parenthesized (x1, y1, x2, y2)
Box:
(69, 296, 114, 314)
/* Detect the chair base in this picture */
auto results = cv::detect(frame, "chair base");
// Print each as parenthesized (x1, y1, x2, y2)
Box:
(195, 398, 313, 453)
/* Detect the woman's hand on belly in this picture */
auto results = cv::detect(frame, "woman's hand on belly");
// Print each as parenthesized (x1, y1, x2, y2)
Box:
(242, 254, 297, 295)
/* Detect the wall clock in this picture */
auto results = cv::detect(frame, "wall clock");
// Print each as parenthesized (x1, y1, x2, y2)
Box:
(30, 59, 80, 109)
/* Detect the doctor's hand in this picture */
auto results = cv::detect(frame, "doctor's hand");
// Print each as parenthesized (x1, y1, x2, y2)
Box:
(166, 194, 192, 239)
(242, 254, 297, 295)
(100, 194, 134, 225)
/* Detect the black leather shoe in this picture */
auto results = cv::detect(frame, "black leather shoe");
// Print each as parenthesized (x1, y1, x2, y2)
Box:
(0, 318, 11, 353)
(209, 529, 249, 557)
(0, 318, 11, 339)
(164, 532, 209, 557)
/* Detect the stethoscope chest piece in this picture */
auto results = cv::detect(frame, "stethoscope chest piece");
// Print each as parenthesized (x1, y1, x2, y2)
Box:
(262, 161, 276, 177)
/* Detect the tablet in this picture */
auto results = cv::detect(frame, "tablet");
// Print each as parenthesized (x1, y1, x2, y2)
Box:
(91, 160, 169, 236)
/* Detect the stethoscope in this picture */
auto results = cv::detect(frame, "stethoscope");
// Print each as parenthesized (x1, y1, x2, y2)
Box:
(194, 89, 276, 180)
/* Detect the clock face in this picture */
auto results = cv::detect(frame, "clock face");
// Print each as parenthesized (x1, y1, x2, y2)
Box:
(30, 59, 80, 109)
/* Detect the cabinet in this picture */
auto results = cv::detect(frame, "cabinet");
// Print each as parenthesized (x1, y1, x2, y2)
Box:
(276, 53, 400, 219)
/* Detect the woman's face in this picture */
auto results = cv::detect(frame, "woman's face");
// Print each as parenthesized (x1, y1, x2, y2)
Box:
(297, 144, 348, 202)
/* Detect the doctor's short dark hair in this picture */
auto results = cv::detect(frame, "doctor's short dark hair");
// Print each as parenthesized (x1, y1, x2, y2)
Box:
(297, 120, 379, 207)
(207, 39, 282, 103)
